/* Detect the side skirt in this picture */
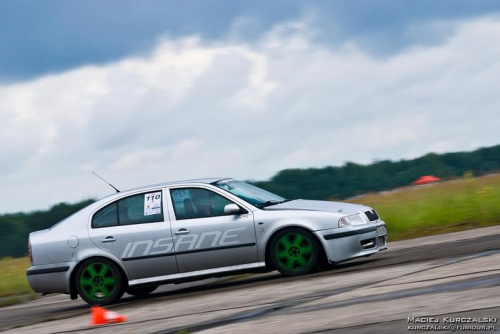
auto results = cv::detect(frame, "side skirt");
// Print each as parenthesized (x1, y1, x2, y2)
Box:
(128, 262, 266, 287)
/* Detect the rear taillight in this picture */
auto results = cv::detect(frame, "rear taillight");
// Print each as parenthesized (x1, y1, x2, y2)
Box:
(28, 241, 33, 264)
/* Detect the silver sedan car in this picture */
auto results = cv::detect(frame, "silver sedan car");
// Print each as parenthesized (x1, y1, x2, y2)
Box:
(27, 178, 387, 305)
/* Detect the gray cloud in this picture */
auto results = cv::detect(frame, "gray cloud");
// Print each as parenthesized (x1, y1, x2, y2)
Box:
(2, 1, 500, 82)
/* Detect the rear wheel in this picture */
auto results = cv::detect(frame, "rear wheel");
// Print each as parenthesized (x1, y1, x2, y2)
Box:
(270, 228, 319, 276)
(126, 286, 158, 297)
(76, 258, 124, 305)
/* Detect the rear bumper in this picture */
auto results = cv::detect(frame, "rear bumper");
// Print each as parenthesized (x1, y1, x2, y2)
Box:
(26, 262, 75, 294)
(315, 222, 387, 263)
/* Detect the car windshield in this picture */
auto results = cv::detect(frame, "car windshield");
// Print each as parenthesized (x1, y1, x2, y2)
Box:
(212, 179, 287, 209)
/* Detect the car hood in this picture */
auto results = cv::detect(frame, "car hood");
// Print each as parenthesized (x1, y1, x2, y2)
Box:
(263, 199, 370, 215)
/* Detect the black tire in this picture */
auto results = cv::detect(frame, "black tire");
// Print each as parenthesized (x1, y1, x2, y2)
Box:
(270, 228, 320, 276)
(126, 286, 158, 297)
(75, 258, 124, 306)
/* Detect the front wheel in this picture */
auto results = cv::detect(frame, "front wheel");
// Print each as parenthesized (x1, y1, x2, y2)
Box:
(270, 228, 319, 276)
(76, 258, 124, 305)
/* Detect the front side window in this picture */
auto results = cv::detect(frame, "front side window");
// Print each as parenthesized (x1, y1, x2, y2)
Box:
(170, 188, 235, 220)
(92, 191, 164, 228)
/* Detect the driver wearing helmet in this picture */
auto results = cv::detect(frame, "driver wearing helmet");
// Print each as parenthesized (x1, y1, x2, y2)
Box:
(191, 189, 214, 217)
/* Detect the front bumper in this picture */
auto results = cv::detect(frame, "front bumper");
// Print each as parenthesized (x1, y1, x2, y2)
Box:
(315, 222, 387, 263)
(26, 262, 76, 294)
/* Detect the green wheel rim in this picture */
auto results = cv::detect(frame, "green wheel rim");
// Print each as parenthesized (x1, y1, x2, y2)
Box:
(79, 262, 117, 302)
(274, 232, 314, 272)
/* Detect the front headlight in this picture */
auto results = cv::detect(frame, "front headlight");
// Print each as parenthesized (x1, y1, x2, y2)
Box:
(338, 214, 367, 227)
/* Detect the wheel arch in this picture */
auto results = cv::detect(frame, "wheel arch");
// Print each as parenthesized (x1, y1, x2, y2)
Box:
(264, 225, 327, 270)
(69, 255, 129, 300)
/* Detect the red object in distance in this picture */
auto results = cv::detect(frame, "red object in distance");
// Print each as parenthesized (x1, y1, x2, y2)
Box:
(413, 175, 442, 185)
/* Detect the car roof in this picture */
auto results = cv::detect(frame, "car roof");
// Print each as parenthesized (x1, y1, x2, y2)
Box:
(118, 177, 231, 195)
(50, 177, 235, 229)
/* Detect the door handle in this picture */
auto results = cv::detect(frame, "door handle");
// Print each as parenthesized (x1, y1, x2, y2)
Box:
(175, 228, 190, 235)
(101, 236, 116, 243)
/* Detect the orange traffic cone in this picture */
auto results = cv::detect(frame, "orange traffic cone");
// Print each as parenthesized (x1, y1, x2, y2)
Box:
(91, 305, 127, 326)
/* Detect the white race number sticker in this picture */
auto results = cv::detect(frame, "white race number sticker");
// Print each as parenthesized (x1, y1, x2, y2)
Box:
(144, 191, 162, 216)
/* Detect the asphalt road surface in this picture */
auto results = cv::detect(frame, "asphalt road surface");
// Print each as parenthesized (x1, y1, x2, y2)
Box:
(2, 225, 500, 333)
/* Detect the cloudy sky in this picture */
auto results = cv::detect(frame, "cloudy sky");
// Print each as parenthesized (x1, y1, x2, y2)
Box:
(1, 1, 500, 214)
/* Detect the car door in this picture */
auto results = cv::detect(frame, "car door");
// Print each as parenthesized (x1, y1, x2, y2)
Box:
(88, 188, 179, 280)
(168, 186, 259, 273)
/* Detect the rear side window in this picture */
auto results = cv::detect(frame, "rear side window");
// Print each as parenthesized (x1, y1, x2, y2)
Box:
(92, 203, 118, 228)
(92, 191, 164, 228)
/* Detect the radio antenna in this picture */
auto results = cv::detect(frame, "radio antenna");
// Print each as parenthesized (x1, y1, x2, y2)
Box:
(92, 172, 120, 193)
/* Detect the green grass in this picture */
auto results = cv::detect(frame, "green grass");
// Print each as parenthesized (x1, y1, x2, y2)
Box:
(346, 173, 500, 240)
(0, 257, 36, 301)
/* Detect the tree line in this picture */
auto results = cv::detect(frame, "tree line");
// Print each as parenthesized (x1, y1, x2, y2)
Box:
(252, 144, 500, 200)
(1, 144, 499, 258)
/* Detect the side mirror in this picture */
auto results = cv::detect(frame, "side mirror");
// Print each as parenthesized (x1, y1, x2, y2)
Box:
(224, 204, 241, 215)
